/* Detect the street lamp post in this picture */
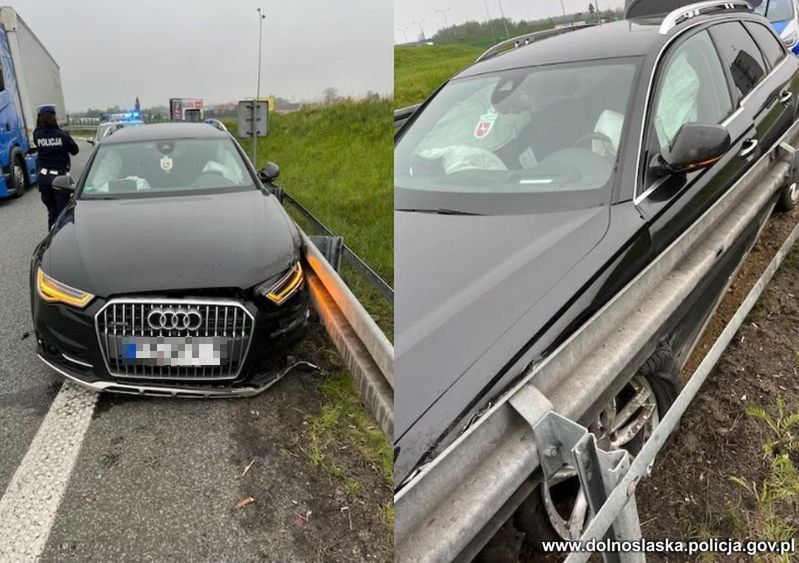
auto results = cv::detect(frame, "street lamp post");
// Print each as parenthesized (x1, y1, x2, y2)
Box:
(412, 19, 425, 42)
(497, 0, 510, 39)
(483, 0, 496, 42)
(253, 7, 265, 168)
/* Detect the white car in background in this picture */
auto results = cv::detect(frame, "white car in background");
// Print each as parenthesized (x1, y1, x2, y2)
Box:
(89, 120, 144, 146)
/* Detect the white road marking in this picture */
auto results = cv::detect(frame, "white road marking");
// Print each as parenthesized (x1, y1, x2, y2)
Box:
(0, 382, 96, 561)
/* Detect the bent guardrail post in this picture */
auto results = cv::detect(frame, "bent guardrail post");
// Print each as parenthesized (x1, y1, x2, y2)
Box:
(395, 122, 799, 562)
(301, 231, 394, 439)
(565, 204, 799, 563)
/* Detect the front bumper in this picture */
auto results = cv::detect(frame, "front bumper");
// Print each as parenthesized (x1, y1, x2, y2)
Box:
(33, 286, 310, 396)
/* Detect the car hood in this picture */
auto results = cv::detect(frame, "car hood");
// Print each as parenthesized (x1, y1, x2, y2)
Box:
(395, 205, 610, 442)
(42, 190, 299, 297)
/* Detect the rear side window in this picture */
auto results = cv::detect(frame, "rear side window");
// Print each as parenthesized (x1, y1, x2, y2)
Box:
(710, 22, 768, 98)
(744, 21, 786, 67)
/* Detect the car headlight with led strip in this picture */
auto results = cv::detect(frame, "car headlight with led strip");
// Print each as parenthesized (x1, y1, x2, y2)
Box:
(256, 262, 304, 305)
(37, 268, 95, 309)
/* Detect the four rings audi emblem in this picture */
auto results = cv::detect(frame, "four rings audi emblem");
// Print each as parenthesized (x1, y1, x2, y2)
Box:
(147, 308, 203, 331)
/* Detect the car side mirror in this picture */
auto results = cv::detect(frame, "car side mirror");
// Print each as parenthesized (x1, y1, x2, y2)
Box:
(52, 175, 75, 191)
(653, 123, 731, 176)
(258, 162, 280, 183)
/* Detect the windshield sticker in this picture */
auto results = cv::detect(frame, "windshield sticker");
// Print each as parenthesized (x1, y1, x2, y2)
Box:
(474, 109, 497, 140)
(160, 155, 173, 173)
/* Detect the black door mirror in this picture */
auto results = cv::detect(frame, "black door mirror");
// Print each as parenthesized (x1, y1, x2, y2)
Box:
(51, 175, 75, 191)
(654, 123, 731, 176)
(258, 162, 280, 183)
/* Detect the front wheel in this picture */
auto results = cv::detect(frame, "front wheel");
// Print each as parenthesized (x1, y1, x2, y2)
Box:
(8, 154, 27, 199)
(775, 181, 798, 213)
(516, 350, 681, 548)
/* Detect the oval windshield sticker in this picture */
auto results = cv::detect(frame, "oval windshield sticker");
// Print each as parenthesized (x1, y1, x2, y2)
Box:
(474, 108, 497, 140)
(160, 155, 173, 173)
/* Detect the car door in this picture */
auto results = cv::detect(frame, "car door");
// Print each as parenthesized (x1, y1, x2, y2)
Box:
(710, 20, 796, 157)
(636, 27, 754, 254)
(743, 20, 799, 136)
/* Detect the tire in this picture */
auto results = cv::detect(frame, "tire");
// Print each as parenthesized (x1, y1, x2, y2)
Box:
(775, 181, 798, 213)
(516, 348, 681, 549)
(7, 152, 27, 199)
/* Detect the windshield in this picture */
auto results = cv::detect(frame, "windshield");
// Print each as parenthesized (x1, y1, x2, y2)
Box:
(79, 138, 255, 199)
(755, 0, 795, 22)
(395, 58, 638, 214)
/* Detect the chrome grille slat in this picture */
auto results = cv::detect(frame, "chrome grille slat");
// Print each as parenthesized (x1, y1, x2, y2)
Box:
(95, 298, 254, 381)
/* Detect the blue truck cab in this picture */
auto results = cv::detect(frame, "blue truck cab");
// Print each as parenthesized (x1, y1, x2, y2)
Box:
(0, 7, 66, 199)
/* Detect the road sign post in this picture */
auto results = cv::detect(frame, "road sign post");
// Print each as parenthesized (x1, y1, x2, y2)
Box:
(237, 99, 269, 169)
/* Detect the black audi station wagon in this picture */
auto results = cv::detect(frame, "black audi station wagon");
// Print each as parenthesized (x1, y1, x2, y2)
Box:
(31, 123, 309, 397)
(394, 0, 799, 543)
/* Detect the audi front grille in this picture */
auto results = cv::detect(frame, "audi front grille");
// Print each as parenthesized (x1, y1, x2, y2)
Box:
(95, 298, 254, 381)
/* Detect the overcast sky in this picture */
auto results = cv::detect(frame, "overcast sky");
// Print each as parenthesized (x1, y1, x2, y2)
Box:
(395, 0, 625, 43)
(5, 0, 392, 112)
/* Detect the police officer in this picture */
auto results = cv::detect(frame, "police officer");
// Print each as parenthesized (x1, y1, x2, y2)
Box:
(33, 106, 79, 229)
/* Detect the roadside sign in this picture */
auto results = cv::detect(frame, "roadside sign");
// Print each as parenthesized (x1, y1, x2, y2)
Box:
(237, 100, 269, 138)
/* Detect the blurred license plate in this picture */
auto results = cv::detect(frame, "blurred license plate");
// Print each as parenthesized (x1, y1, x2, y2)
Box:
(119, 337, 226, 367)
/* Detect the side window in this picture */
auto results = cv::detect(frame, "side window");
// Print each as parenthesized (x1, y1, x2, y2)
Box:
(652, 30, 733, 150)
(744, 22, 786, 68)
(710, 22, 768, 98)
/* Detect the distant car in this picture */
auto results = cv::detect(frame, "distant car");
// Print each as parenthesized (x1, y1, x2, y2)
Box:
(394, 0, 799, 543)
(754, 0, 799, 53)
(31, 123, 309, 397)
(90, 120, 144, 146)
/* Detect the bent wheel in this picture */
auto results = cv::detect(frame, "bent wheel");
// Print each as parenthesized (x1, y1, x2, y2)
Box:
(517, 354, 680, 548)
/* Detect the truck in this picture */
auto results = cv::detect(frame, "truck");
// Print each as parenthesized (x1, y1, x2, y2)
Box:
(169, 98, 204, 122)
(0, 7, 66, 199)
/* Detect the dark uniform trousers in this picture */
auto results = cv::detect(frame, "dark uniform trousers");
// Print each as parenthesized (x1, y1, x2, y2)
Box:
(39, 170, 70, 229)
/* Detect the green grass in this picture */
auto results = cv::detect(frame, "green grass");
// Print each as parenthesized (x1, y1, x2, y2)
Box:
(300, 369, 393, 531)
(394, 44, 482, 108)
(726, 401, 799, 560)
(234, 100, 393, 334)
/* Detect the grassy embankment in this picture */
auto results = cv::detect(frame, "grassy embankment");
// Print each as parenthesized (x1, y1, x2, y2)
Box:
(394, 44, 482, 108)
(235, 100, 394, 512)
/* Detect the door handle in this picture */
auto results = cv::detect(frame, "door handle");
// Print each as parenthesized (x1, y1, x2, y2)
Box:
(780, 90, 793, 104)
(740, 138, 759, 158)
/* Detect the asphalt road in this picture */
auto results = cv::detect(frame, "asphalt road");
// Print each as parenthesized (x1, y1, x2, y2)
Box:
(0, 139, 391, 562)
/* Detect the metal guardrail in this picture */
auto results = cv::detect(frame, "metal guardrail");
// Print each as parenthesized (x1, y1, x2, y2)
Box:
(274, 187, 394, 304)
(394, 104, 421, 133)
(394, 119, 799, 561)
(265, 184, 394, 438)
(302, 231, 394, 439)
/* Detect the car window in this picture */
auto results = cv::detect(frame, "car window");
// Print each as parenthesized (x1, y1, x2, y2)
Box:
(754, 0, 795, 23)
(394, 58, 638, 214)
(710, 22, 768, 99)
(80, 138, 255, 199)
(652, 30, 732, 149)
(744, 21, 786, 67)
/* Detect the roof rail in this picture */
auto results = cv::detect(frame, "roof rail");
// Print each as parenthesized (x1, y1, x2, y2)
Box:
(659, 0, 752, 34)
(475, 24, 596, 63)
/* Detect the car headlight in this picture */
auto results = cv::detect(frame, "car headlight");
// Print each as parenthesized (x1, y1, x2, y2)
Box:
(37, 268, 95, 308)
(256, 262, 304, 305)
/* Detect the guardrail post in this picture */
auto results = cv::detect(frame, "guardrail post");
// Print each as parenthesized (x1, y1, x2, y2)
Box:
(533, 412, 644, 563)
(309, 236, 344, 271)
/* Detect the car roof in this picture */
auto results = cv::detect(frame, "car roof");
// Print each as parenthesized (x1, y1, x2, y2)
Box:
(456, 9, 765, 79)
(102, 122, 227, 144)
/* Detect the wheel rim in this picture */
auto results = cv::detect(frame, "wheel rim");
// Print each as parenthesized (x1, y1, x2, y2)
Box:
(539, 376, 660, 540)
(13, 161, 24, 190)
(789, 182, 799, 204)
